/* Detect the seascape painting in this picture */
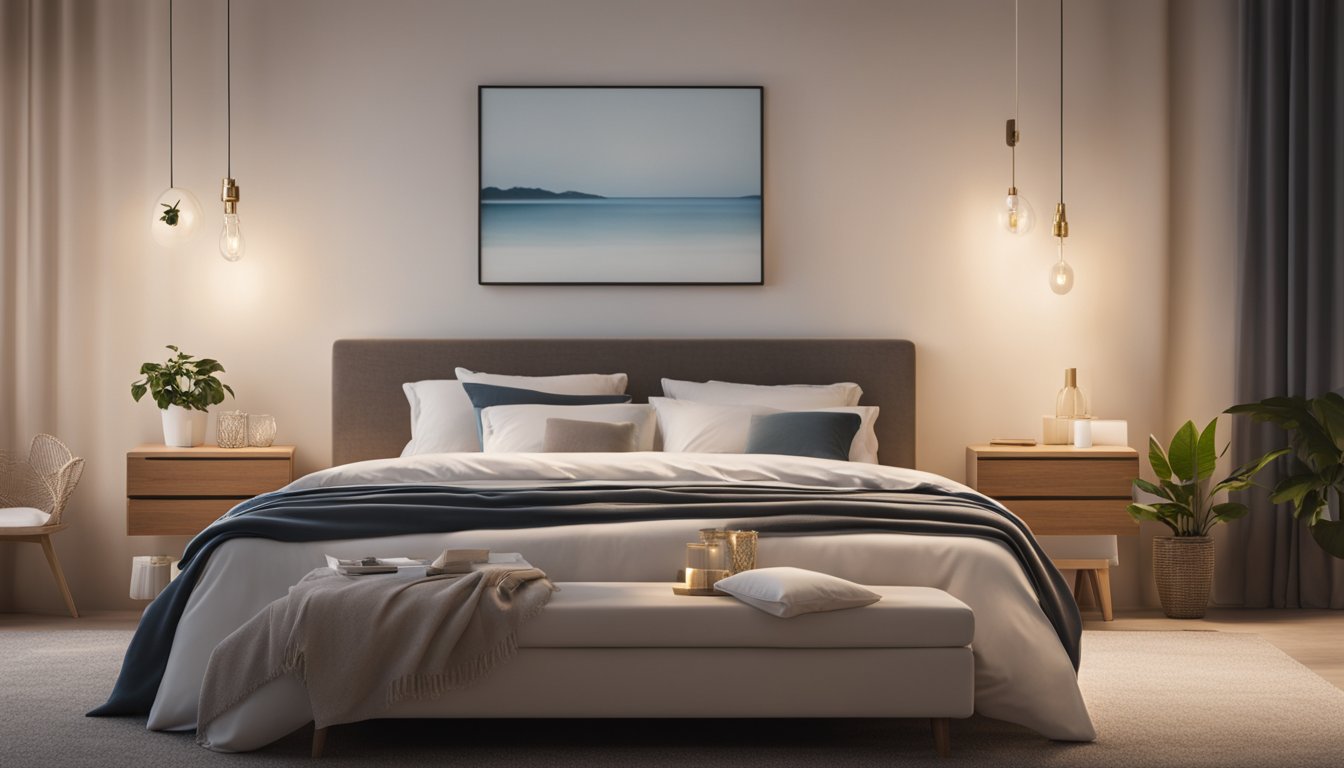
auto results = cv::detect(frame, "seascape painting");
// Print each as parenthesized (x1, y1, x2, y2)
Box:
(479, 86, 763, 284)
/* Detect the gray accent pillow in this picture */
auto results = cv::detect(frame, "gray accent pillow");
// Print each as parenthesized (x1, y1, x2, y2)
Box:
(745, 411, 862, 461)
(463, 382, 632, 447)
(543, 418, 639, 453)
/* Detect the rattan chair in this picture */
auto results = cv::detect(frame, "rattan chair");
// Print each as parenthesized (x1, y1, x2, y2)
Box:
(0, 434, 84, 618)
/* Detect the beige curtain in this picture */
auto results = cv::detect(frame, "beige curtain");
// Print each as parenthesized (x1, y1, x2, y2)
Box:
(0, 0, 103, 610)
(1, 0, 98, 450)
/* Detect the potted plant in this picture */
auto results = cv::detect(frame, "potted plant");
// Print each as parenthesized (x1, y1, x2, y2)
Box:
(131, 345, 235, 447)
(1127, 418, 1284, 618)
(1226, 392, 1344, 558)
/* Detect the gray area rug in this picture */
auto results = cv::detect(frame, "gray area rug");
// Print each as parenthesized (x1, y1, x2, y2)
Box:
(1, 628, 1339, 767)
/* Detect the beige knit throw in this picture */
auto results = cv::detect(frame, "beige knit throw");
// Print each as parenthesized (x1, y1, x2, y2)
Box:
(196, 561, 554, 736)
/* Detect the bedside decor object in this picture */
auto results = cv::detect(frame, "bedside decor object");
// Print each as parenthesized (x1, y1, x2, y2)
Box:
(675, 529, 733, 596)
(150, 0, 201, 248)
(218, 0, 245, 261)
(216, 411, 248, 448)
(726, 529, 758, 573)
(1127, 418, 1284, 618)
(126, 444, 295, 535)
(131, 345, 235, 447)
(1090, 419, 1129, 446)
(479, 86, 763, 285)
(1055, 368, 1088, 420)
(1049, 0, 1075, 295)
(247, 414, 276, 447)
(1226, 392, 1344, 558)
(997, 0, 1036, 236)
(129, 555, 175, 600)
(1072, 418, 1093, 448)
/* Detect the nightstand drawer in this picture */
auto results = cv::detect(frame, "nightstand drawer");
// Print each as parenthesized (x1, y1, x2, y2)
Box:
(974, 459, 1134, 498)
(1001, 499, 1138, 535)
(127, 498, 238, 536)
(127, 457, 292, 497)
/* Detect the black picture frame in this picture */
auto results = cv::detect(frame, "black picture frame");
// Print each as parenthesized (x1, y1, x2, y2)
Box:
(478, 84, 763, 287)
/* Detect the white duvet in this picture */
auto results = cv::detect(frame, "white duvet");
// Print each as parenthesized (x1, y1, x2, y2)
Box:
(147, 452, 1096, 742)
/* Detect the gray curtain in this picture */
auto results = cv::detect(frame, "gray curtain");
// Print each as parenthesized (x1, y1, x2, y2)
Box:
(1228, 0, 1344, 608)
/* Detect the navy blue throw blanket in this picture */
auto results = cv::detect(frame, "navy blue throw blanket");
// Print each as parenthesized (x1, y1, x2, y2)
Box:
(89, 482, 1080, 717)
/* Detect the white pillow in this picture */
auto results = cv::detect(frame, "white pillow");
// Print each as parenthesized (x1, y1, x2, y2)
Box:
(456, 368, 628, 395)
(714, 567, 881, 618)
(401, 380, 478, 456)
(650, 398, 880, 463)
(403, 371, 631, 456)
(661, 378, 862, 408)
(480, 404, 657, 453)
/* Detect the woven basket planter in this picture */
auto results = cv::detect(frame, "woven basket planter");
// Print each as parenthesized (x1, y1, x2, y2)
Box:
(1153, 536, 1214, 619)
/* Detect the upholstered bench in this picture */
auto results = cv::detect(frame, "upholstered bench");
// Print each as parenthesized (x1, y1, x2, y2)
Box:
(201, 582, 976, 758)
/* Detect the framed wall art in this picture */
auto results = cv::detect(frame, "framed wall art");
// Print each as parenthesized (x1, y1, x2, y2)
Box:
(479, 86, 763, 285)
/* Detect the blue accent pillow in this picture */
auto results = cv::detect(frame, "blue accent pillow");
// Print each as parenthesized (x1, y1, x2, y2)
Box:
(462, 383, 632, 448)
(745, 411, 862, 462)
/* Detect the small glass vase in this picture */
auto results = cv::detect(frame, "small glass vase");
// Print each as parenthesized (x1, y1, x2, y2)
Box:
(248, 414, 276, 447)
(216, 410, 249, 449)
(1055, 368, 1089, 420)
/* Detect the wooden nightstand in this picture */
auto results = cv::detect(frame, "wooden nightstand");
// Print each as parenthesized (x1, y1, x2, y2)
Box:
(966, 444, 1139, 621)
(126, 444, 296, 536)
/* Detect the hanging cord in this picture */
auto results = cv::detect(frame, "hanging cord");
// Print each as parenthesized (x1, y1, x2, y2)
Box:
(169, 0, 174, 187)
(1058, 0, 1064, 204)
(227, 0, 232, 177)
(1011, 0, 1018, 186)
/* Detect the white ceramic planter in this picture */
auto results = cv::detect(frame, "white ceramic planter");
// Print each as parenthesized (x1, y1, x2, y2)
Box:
(161, 405, 207, 447)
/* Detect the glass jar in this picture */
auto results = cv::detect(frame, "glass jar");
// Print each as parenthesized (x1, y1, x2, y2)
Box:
(248, 414, 276, 447)
(216, 410, 248, 448)
(685, 533, 732, 591)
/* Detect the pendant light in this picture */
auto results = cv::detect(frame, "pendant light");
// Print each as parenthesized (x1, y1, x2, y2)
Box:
(1049, 0, 1074, 295)
(998, 0, 1035, 235)
(151, 0, 202, 247)
(219, 0, 245, 261)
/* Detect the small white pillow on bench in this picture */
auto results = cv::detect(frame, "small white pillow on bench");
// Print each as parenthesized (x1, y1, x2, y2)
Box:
(714, 567, 881, 618)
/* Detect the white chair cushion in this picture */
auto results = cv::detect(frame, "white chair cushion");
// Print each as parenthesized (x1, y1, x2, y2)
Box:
(0, 507, 51, 527)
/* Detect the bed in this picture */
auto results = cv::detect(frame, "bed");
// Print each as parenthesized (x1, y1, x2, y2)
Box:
(91, 338, 1095, 748)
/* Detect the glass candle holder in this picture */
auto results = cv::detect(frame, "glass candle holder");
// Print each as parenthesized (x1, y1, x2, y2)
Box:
(684, 537, 732, 591)
(726, 530, 758, 573)
(248, 414, 276, 447)
(216, 410, 248, 448)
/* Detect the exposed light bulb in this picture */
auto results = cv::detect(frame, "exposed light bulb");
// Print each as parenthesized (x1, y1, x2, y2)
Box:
(998, 188, 1036, 235)
(1049, 241, 1074, 294)
(219, 213, 245, 261)
(151, 187, 202, 246)
(219, 176, 244, 261)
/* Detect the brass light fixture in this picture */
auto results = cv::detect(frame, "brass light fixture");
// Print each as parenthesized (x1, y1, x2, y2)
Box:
(219, 0, 245, 261)
(998, 0, 1035, 235)
(151, 0, 202, 247)
(1049, 0, 1074, 295)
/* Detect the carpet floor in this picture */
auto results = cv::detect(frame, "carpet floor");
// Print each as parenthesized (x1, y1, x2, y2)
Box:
(1, 628, 1339, 767)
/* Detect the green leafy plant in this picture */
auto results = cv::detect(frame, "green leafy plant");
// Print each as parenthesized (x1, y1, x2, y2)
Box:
(131, 345, 234, 411)
(159, 200, 182, 227)
(1127, 418, 1286, 537)
(1226, 392, 1344, 558)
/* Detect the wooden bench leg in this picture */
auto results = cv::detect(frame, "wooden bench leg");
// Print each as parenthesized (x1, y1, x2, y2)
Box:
(311, 725, 327, 758)
(1094, 567, 1114, 621)
(931, 717, 951, 758)
(39, 535, 78, 619)
(1073, 569, 1090, 609)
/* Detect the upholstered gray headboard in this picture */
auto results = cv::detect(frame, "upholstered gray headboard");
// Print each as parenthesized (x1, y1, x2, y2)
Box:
(331, 339, 916, 468)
